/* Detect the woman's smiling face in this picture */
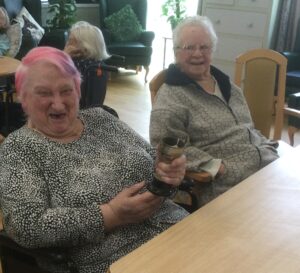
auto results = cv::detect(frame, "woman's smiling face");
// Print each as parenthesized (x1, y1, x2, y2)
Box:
(175, 25, 213, 81)
(21, 62, 81, 139)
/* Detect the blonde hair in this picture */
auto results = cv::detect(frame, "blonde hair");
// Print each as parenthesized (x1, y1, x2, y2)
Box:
(69, 21, 110, 60)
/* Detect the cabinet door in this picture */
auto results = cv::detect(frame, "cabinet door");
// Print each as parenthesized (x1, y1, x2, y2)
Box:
(205, 0, 234, 4)
(237, 0, 270, 9)
(206, 8, 267, 37)
(214, 36, 262, 62)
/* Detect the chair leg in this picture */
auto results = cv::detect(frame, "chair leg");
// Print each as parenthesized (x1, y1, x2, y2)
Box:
(288, 126, 298, 146)
(144, 66, 149, 83)
(135, 66, 142, 74)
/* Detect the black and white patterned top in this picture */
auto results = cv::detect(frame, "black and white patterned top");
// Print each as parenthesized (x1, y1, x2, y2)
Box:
(0, 107, 188, 273)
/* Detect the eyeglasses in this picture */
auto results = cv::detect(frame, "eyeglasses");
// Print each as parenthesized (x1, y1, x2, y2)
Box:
(176, 44, 213, 55)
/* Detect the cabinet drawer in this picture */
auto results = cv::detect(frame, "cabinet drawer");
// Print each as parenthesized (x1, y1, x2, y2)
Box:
(214, 36, 262, 62)
(237, 0, 270, 9)
(206, 8, 267, 37)
(205, 0, 234, 5)
(211, 61, 235, 80)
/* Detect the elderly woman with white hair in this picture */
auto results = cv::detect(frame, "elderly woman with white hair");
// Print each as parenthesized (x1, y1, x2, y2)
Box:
(65, 21, 110, 61)
(64, 21, 112, 108)
(150, 15, 279, 208)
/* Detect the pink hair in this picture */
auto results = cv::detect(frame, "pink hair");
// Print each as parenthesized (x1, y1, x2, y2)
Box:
(15, 47, 81, 97)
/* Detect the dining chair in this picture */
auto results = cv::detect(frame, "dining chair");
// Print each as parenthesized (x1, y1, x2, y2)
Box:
(234, 48, 287, 141)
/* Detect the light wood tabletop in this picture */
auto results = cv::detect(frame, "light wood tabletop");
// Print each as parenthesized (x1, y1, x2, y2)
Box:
(0, 56, 21, 77)
(109, 145, 300, 273)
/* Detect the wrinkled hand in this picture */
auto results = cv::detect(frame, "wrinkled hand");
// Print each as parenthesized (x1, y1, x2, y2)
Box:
(101, 182, 163, 231)
(155, 154, 186, 186)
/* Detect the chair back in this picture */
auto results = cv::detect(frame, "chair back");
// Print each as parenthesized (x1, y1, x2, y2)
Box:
(149, 69, 167, 105)
(234, 48, 287, 140)
(80, 64, 109, 109)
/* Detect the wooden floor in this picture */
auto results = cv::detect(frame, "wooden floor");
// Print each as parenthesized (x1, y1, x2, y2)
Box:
(105, 69, 153, 141)
(105, 68, 300, 147)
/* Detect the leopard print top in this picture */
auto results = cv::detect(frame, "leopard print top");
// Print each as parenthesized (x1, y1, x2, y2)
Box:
(0, 107, 188, 273)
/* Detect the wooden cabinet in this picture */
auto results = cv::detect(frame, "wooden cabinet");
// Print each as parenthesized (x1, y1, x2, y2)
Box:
(200, 0, 279, 78)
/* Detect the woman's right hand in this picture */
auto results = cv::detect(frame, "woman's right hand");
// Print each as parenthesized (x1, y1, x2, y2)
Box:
(100, 182, 163, 231)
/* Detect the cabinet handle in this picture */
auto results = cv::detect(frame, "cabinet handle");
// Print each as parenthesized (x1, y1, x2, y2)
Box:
(247, 23, 253, 28)
(215, 19, 221, 25)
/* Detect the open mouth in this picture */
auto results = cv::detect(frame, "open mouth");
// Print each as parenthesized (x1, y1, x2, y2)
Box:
(49, 113, 66, 120)
(190, 61, 205, 66)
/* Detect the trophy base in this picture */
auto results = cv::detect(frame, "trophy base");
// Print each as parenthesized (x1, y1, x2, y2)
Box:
(147, 177, 175, 197)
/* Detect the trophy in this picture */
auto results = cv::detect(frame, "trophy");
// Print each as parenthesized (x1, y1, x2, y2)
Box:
(147, 136, 185, 197)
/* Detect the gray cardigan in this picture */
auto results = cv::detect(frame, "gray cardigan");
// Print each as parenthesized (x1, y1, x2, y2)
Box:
(150, 64, 279, 206)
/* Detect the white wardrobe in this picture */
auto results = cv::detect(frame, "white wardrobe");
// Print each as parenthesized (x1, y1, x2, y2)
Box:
(200, 0, 279, 79)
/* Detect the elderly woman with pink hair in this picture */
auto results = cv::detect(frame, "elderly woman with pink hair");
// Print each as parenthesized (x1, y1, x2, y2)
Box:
(0, 47, 188, 273)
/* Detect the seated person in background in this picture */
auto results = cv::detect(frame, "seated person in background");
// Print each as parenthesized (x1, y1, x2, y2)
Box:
(64, 21, 110, 73)
(64, 21, 112, 109)
(149, 15, 279, 208)
(0, 47, 188, 273)
(0, 7, 10, 55)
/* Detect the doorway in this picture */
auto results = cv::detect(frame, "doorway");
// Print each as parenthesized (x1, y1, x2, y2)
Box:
(147, 0, 199, 74)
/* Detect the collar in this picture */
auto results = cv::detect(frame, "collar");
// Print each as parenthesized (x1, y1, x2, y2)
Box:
(165, 64, 232, 102)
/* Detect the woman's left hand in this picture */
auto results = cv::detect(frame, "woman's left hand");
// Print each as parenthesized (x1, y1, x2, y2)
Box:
(155, 154, 186, 187)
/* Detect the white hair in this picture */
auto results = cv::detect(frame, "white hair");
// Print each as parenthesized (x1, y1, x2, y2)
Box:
(172, 15, 218, 52)
(69, 21, 110, 60)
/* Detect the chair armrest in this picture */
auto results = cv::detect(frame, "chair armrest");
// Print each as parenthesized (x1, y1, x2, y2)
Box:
(284, 106, 300, 118)
(139, 31, 155, 47)
(281, 51, 300, 71)
(39, 28, 69, 50)
(185, 171, 212, 183)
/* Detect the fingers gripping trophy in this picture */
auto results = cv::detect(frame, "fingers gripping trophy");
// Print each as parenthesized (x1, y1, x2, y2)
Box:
(147, 136, 186, 197)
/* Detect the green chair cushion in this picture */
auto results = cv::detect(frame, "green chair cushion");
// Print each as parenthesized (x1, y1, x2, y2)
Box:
(104, 4, 143, 42)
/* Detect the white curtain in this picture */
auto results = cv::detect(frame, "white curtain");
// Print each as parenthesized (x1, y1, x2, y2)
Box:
(271, 0, 299, 51)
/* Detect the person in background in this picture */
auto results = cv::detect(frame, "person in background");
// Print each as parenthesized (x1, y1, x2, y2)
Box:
(64, 21, 110, 73)
(0, 7, 10, 55)
(0, 47, 188, 273)
(149, 15, 279, 208)
(64, 21, 113, 109)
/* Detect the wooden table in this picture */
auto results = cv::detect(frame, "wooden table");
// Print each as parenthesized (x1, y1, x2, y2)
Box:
(109, 145, 300, 273)
(0, 56, 21, 77)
